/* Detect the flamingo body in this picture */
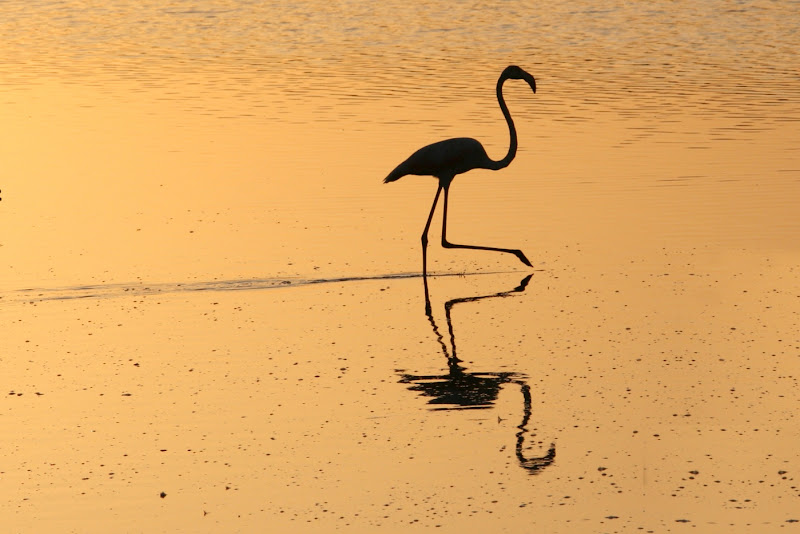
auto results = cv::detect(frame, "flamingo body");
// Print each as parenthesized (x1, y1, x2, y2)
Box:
(384, 137, 493, 185)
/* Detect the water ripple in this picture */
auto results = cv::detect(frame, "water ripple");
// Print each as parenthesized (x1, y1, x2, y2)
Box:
(0, 0, 797, 128)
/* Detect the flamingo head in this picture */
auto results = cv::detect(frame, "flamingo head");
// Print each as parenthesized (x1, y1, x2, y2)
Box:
(502, 65, 536, 93)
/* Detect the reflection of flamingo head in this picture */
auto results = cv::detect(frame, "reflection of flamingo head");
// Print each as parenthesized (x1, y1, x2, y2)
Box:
(518, 442, 556, 474)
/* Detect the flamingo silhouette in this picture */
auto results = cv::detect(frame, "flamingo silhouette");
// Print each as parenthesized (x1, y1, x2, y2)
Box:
(384, 65, 537, 275)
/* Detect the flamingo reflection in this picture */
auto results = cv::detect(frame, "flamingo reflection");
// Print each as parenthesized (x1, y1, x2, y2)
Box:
(398, 275, 555, 474)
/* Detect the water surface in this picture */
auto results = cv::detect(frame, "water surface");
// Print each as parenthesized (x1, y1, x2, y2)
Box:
(1, 1, 799, 532)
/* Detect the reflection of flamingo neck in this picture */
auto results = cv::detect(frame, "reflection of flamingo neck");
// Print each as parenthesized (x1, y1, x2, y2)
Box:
(516, 383, 532, 432)
(514, 381, 556, 474)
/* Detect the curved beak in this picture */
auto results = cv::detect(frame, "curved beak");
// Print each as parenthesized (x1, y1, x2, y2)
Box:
(523, 73, 537, 94)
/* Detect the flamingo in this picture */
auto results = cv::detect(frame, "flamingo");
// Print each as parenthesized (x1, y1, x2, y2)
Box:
(384, 65, 537, 275)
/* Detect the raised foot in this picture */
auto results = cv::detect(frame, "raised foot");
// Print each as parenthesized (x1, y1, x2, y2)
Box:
(514, 250, 533, 268)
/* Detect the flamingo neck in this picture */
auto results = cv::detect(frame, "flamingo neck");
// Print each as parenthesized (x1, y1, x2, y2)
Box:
(488, 75, 517, 171)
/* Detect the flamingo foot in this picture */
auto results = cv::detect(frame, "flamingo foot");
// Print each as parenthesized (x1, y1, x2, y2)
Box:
(514, 250, 533, 268)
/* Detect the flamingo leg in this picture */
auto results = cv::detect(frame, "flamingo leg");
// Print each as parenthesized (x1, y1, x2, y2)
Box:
(440, 185, 532, 267)
(421, 184, 443, 276)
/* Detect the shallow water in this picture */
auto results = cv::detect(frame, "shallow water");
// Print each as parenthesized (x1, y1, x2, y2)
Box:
(1, 1, 800, 532)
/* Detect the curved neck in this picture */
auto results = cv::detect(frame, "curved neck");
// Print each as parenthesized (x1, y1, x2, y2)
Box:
(487, 75, 517, 171)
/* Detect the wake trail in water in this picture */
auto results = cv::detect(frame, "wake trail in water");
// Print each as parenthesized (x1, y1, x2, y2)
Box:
(3, 270, 536, 303)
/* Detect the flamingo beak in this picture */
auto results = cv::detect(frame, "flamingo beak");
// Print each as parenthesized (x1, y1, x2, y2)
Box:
(523, 73, 537, 94)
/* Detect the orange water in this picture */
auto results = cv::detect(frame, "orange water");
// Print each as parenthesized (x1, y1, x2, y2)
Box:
(1, 1, 799, 532)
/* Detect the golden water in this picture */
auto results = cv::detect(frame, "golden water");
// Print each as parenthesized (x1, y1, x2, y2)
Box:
(1, 1, 799, 532)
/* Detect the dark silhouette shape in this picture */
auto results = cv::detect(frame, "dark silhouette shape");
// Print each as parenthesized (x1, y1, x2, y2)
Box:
(516, 383, 556, 473)
(398, 275, 555, 474)
(384, 66, 537, 275)
(422, 273, 532, 359)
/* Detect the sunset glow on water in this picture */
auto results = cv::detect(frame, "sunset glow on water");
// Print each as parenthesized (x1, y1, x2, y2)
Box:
(1, 1, 799, 532)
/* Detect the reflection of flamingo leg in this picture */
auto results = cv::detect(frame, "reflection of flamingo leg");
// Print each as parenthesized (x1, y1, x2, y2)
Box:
(423, 273, 451, 360)
(424, 273, 534, 364)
